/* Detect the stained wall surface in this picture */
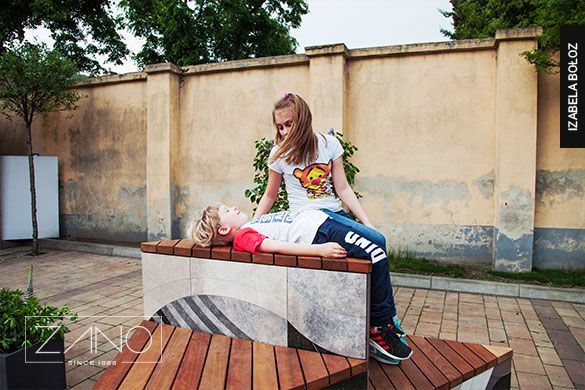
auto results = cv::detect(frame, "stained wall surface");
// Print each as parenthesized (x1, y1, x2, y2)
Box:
(1, 28, 582, 269)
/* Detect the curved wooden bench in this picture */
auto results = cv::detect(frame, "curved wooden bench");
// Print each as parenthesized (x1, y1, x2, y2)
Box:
(94, 320, 368, 390)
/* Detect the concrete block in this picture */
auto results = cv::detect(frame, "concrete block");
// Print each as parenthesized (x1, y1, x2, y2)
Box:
(392, 273, 432, 289)
(431, 276, 519, 297)
(519, 285, 585, 304)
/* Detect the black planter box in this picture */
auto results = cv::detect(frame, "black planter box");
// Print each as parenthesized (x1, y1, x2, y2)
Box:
(0, 338, 66, 390)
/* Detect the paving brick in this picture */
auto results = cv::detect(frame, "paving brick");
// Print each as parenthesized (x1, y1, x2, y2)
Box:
(516, 372, 552, 389)
(501, 310, 525, 323)
(544, 364, 575, 388)
(514, 354, 546, 375)
(505, 323, 532, 339)
(66, 363, 103, 387)
(414, 321, 440, 338)
(508, 338, 538, 356)
(538, 347, 563, 366)
(563, 360, 585, 387)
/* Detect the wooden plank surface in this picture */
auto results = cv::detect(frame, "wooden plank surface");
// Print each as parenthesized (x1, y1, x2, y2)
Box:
(226, 338, 252, 390)
(379, 363, 415, 390)
(409, 335, 462, 387)
(427, 338, 474, 381)
(211, 246, 231, 260)
(464, 342, 498, 369)
(406, 336, 449, 390)
(298, 256, 322, 269)
(321, 353, 351, 384)
(399, 355, 435, 389)
(275, 346, 305, 390)
(322, 258, 347, 271)
(274, 254, 297, 267)
(119, 323, 175, 390)
(482, 344, 513, 364)
(445, 339, 487, 374)
(94, 320, 158, 390)
(157, 239, 181, 255)
(199, 334, 231, 390)
(231, 250, 252, 262)
(172, 331, 212, 389)
(146, 326, 192, 389)
(346, 258, 372, 273)
(141, 241, 160, 253)
(192, 245, 211, 258)
(174, 239, 195, 257)
(347, 357, 368, 376)
(252, 342, 279, 390)
(297, 349, 329, 389)
(253, 252, 274, 265)
(369, 360, 395, 390)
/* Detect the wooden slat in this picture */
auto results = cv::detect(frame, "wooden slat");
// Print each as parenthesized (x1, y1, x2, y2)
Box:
(347, 357, 368, 376)
(399, 355, 435, 389)
(252, 342, 279, 390)
(406, 336, 449, 390)
(369, 360, 396, 390)
(173, 331, 212, 389)
(274, 254, 297, 267)
(445, 339, 487, 374)
(322, 258, 347, 271)
(94, 320, 158, 390)
(346, 258, 372, 273)
(297, 349, 329, 389)
(298, 256, 322, 269)
(464, 342, 498, 369)
(226, 338, 252, 390)
(141, 241, 160, 253)
(427, 337, 474, 381)
(119, 323, 175, 390)
(146, 326, 192, 389)
(481, 344, 513, 364)
(253, 252, 274, 265)
(192, 245, 211, 258)
(199, 334, 231, 390)
(157, 239, 181, 255)
(275, 346, 305, 390)
(409, 335, 462, 387)
(231, 250, 252, 262)
(379, 364, 415, 390)
(321, 353, 351, 385)
(174, 239, 195, 257)
(211, 246, 231, 260)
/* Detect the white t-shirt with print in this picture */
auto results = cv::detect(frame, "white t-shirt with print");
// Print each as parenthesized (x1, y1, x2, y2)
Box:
(240, 210, 329, 245)
(268, 133, 343, 212)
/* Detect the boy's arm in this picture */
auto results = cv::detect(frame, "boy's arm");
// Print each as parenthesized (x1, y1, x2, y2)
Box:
(258, 239, 347, 259)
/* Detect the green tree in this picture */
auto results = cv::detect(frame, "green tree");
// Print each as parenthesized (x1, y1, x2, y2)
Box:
(1, 0, 128, 75)
(0, 43, 81, 255)
(440, 0, 585, 72)
(121, 0, 308, 67)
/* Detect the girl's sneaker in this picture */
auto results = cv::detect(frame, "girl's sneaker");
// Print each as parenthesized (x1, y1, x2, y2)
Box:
(369, 345, 399, 364)
(369, 325, 413, 361)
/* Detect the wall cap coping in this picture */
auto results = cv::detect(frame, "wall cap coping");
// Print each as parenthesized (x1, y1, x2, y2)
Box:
(145, 62, 183, 75)
(75, 71, 146, 87)
(305, 43, 349, 58)
(495, 27, 544, 41)
(182, 53, 308, 75)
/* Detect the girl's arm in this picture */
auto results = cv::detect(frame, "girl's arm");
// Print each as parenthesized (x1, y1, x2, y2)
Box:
(253, 169, 283, 217)
(331, 157, 376, 228)
(259, 239, 347, 258)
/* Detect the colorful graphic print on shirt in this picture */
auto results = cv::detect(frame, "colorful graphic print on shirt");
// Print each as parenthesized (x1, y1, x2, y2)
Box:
(293, 160, 333, 200)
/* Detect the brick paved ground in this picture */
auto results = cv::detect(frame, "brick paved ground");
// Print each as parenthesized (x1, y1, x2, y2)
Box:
(1, 247, 583, 389)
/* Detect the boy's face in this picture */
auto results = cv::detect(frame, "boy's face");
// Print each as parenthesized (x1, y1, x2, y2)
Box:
(218, 205, 248, 232)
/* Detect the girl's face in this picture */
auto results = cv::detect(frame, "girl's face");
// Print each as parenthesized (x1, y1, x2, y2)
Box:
(274, 107, 294, 139)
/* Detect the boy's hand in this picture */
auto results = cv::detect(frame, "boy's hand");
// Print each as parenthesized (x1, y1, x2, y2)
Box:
(317, 243, 347, 258)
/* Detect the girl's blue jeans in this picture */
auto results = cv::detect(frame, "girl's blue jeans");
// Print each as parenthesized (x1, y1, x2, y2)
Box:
(314, 209, 396, 327)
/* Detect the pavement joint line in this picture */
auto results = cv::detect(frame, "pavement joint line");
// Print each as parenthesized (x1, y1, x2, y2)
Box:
(32, 239, 585, 304)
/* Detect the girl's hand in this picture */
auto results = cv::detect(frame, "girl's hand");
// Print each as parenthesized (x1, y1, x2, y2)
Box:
(318, 243, 347, 258)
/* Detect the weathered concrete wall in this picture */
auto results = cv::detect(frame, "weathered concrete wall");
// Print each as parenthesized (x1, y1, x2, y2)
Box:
(534, 69, 585, 269)
(1, 28, 583, 270)
(32, 75, 148, 242)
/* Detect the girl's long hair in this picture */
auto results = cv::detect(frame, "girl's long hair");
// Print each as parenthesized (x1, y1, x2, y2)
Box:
(270, 94, 317, 165)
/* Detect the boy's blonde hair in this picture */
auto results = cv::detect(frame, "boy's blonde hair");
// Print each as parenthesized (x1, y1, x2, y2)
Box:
(187, 204, 232, 247)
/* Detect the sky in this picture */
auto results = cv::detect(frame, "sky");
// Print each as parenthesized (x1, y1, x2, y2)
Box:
(25, 0, 454, 74)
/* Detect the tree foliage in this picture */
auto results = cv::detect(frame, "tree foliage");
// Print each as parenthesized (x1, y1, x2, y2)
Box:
(440, 0, 585, 72)
(0, 0, 128, 75)
(0, 43, 80, 255)
(120, 0, 309, 67)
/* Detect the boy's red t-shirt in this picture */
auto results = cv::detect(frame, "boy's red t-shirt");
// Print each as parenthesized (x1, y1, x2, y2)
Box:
(233, 227, 267, 254)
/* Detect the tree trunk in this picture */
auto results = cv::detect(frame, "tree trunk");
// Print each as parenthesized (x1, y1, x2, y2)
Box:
(26, 121, 39, 255)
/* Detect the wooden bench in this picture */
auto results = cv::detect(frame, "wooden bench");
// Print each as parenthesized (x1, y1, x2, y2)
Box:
(94, 320, 368, 389)
(103, 239, 513, 389)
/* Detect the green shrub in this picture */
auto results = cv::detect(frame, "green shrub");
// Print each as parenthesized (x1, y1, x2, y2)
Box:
(0, 288, 77, 354)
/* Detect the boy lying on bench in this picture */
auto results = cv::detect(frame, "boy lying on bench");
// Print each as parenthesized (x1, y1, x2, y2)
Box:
(189, 204, 413, 364)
